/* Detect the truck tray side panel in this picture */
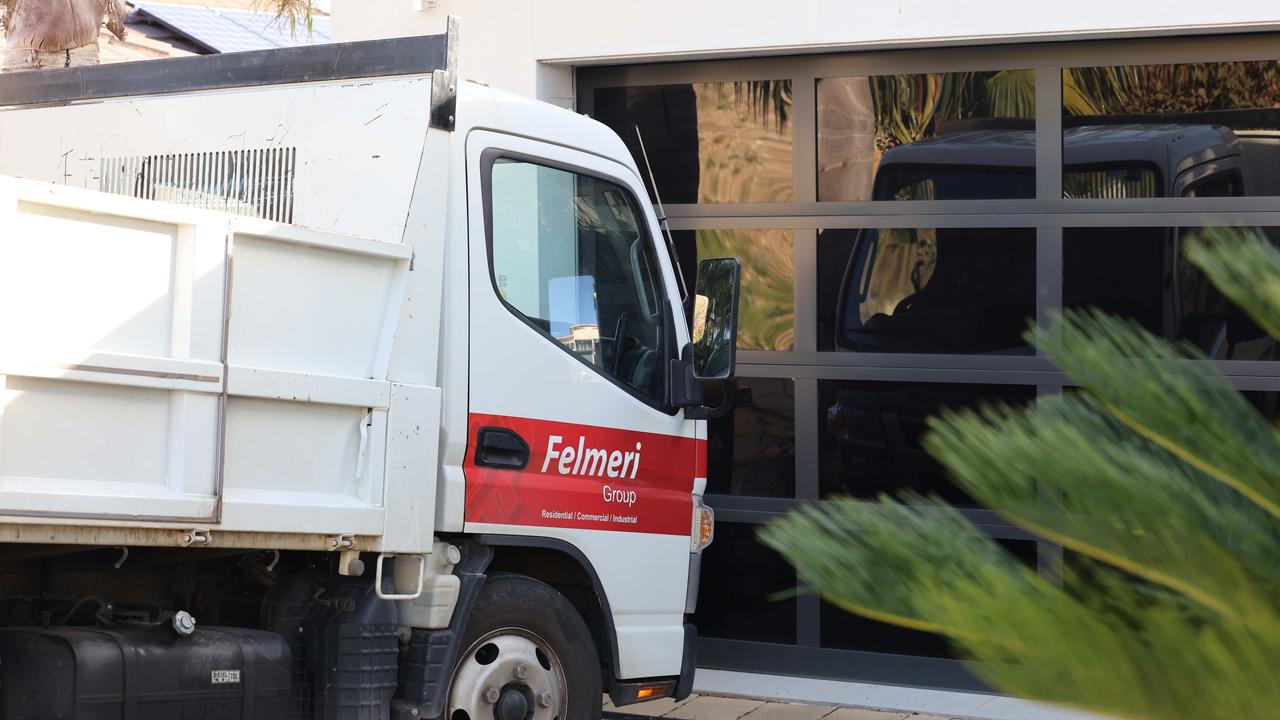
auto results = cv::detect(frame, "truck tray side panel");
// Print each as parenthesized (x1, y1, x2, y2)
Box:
(0, 178, 422, 541)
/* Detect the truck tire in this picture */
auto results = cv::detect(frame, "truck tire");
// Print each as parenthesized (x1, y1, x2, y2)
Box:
(443, 574, 603, 720)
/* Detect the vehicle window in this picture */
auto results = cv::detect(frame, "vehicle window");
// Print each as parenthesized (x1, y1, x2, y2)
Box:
(834, 227, 1036, 354)
(489, 158, 667, 404)
(872, 165, 1035, 201)
(1064, 163, 1162, 199)
(1063, 225, 1277, 361)
(1182, 171, 1244, 198)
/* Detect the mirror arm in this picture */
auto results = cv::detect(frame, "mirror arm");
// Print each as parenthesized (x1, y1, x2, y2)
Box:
(684, 380, 734, 420)
(669, 342, 704, 410)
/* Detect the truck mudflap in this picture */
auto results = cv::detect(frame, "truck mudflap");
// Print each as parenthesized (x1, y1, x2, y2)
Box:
(675, 623, 698, 700)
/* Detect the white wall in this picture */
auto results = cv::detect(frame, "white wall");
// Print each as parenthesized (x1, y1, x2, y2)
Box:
(331, 0, 572, 107)
(333, 0, 1280, 105)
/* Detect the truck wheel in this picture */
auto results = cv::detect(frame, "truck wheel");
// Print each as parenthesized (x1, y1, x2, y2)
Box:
(444, 575, 602, 720)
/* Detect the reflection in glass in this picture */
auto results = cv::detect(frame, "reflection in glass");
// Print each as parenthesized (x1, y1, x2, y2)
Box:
(818, 227, 1035, 354)
(819, 540, 1033, 657)
(817, 70, 1036, 201)
(592, 82, 794, 204)
(1063, 227, 1280, 360)
(1244, 392, 1280, 420)
(706, 378, 796, 498)
(1063, 61, 1280, 198)
(489, 159, 668, 403)
(818, 381, 1034, 504)
(820, 599, 949, 657)
(692, 522, 797, 644)
(549, 275, 601, 365)
(695, 229, 795, 351)
(691, 258, 741, 379)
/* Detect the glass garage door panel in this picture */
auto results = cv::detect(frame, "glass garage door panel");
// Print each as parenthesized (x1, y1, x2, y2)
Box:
(1062, 60, 1280, 198)
(1063, 227, 1280, 361)
(699, 229, 795, 351)
(817, 70, 1036, 202)
(692, 521, 797, 645)
(820, 540, 1037, 657)
(592, 82, 794, 205)
(672, 228, 796, 352)
(817, 381, 1035, 505)
(817, 227, 1036, 355)
(706, 378, 796, 498)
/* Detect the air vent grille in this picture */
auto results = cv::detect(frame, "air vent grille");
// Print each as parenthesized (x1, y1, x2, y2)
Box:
(99, 147, 297, 223)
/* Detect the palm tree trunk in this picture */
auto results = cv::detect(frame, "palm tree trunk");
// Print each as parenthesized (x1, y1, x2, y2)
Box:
(1, 0, 126, 71)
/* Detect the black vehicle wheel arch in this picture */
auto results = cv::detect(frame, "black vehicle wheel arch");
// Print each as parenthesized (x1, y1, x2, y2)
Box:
(474, 534, 622, 680)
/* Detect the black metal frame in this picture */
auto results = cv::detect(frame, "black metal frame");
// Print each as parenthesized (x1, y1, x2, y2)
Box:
(0, 21, 457, 131)
(577, 29, 1280, 692)
(475, 534, 625, 679)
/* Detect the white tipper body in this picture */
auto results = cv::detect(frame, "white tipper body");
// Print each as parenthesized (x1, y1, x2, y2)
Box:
(0, 77, 706, 680)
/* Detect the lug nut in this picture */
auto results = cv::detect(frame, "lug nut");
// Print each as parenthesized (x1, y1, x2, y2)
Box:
(171, 611, 197, 637)
(514, 663, 529, 680)
(484, 687, 500, 703)
(538, 691, 554, 708)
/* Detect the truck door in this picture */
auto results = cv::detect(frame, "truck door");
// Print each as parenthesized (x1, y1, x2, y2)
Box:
(464, 131, 699, 679)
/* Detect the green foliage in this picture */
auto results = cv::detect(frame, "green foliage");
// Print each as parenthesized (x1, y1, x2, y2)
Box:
(869, 61, 1280, 153)
(1066, 62, 1280, 116)
(869, 70, 1034, 150)
(694, 229, 793, 351)
(760, 227, 1280, 718)
(730, 80, 792, 131)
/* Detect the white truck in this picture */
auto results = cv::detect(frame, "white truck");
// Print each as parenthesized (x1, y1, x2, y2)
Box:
(0, 21, 739, 720)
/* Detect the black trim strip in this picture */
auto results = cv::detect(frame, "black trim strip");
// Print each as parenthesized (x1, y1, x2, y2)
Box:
(0, 35, 448, 108)
(475, 533, 625, 678)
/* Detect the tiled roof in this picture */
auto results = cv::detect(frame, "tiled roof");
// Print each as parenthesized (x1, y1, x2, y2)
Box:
(2, 2, 329, 65)
(131, 2, 331, 53)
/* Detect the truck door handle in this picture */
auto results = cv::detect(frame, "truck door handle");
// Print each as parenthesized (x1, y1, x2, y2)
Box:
(474, 427, 530, 470)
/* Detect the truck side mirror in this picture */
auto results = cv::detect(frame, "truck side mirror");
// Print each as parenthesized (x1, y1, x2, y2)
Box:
(690, 257, 740, 380)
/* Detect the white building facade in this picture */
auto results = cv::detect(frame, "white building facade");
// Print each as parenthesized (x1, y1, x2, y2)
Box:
(336, 0, 1280, 694)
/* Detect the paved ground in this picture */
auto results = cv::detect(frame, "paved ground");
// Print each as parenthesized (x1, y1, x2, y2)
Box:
(603, 693, 964, 720)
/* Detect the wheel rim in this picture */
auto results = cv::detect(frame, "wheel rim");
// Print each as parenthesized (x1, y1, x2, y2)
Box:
(448, 628, 568, 720)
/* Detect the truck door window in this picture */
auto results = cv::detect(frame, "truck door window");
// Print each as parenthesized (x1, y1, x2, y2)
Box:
(488, 157, 667, 406)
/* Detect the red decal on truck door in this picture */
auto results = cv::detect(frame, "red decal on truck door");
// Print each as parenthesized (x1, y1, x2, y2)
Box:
(464, 413, 702, 536)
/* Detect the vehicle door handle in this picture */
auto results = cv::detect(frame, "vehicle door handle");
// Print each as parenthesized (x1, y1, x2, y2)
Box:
(474, 427, 530, 470)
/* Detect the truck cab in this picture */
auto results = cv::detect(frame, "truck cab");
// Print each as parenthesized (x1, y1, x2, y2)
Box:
(0, 26, 734, 720)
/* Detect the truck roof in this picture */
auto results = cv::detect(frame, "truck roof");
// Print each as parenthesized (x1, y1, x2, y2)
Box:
(879, 123, 1242, 172)
(457, 80, 637, 176)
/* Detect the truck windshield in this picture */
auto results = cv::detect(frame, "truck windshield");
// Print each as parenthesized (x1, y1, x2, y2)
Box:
(872, 162, 1162, 200)
(872, 164, 1035, 200)
(836, 227, 1036, 354)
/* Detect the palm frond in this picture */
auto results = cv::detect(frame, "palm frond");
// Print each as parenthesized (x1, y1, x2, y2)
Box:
(925, 393, 1280, 628)
(1030, 309, 1280, 519)
(252, 0, 315, 35)
(762, 227, 1280, 718)
(983, 70, 1036, 119)
(1184, 227, 1280, 342)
